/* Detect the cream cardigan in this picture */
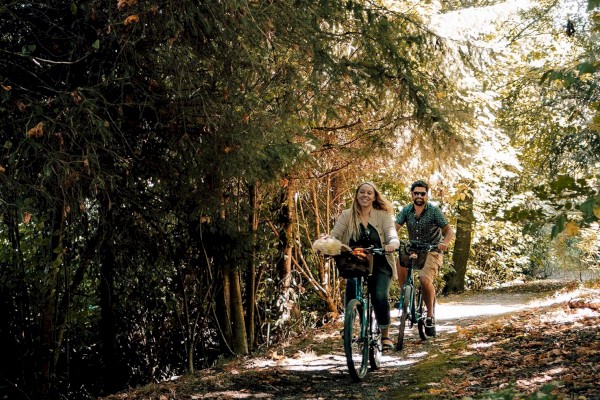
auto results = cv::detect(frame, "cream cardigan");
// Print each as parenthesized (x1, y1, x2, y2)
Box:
(331, 208, 400, 280)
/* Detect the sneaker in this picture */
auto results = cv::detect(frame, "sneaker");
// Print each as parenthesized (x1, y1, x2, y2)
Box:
(425, 317, 436, 337)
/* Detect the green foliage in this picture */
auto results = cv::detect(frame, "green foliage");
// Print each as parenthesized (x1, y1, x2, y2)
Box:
(486, 0, 600, 244)
(0, 0, 494, 398)
(467, 222, 544, 289)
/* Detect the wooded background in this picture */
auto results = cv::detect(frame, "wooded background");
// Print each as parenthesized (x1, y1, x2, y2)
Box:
(1, 0, 598, 399)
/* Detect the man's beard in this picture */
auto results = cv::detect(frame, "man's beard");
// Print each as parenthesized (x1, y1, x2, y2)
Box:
(413, 199, 425, 206)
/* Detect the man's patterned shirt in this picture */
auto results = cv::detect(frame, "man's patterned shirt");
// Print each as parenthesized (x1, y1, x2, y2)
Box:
(395, 203, 448, 245)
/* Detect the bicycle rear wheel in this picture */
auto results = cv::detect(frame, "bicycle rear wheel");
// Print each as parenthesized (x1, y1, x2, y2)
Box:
(396, 284, 412, 351)
(344, 299, 369, 382)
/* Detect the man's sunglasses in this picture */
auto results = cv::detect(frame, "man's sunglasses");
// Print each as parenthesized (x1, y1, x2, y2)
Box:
(413, 191, 427, 197)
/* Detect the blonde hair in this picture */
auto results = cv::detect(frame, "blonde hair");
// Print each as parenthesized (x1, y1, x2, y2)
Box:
(348, 182, 393, 241)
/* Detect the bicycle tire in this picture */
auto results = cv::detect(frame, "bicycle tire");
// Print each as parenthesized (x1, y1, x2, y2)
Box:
(344, 299, 369, 382)
(396, 284, 412, 351)
(416, 289, 427, 341)
(369, 307, 382, 370)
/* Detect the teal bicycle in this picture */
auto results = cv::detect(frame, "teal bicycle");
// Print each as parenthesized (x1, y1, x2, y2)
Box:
(335, 247, 390, 382)
(395, 241, 437, 351)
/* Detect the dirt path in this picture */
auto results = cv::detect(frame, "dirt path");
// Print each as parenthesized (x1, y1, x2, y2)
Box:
(101, 280, 600, 400)
(436, 280, 570, 331)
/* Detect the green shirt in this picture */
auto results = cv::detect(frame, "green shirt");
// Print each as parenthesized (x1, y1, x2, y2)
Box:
(396, 203, 448, 245)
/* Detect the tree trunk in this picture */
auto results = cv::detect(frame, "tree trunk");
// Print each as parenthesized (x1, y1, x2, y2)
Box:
(229, 266, 249, 355)
(216, 265, 233, 352)
(245, 183, 258, 350)
(38, 204, 65, 398)
(99, 238, 120, 392)
(312, 183, 326, 283)
(98, 197, 124, 393)
(444, 186, 474, 294)
(276, 178, 294, 323)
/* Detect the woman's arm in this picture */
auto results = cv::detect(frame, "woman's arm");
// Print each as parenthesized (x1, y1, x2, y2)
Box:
(330, 209, 351, 243)
(382, 212, 399, 251)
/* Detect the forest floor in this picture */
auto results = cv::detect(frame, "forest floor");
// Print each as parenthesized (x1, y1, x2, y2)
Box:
(100, 278, 600, 400)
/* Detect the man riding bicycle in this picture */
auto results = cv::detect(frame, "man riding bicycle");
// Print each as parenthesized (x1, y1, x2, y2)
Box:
(395, 180, 454, 337)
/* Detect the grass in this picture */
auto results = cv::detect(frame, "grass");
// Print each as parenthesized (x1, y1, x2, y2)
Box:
(386, 338, 479, 399)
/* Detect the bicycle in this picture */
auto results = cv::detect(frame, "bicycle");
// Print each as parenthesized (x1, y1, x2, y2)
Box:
(334, 246, 395, 382)
(395, 241, 438, 351)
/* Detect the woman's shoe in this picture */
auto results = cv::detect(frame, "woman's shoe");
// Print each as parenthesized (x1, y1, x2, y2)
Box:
(382, 337, 394, 352)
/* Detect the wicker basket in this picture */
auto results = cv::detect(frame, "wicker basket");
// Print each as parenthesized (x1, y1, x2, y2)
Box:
(398, 245, 428, 269)
(334, 251, 373, 278)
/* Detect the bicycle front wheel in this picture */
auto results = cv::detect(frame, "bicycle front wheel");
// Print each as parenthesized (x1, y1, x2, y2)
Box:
(369, 307, 381, 370)
(344, 299, 369, 382)
(416, 289, 427, 341)
(396, 284, 412, 351)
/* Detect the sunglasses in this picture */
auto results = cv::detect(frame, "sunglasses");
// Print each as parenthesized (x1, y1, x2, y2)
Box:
(413, 191, 427, 197)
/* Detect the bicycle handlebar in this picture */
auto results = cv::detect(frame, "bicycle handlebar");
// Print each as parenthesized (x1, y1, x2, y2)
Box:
(356, 241, 439, 256)
(359, 246, 398, 256)
(401, 241, 439, 252)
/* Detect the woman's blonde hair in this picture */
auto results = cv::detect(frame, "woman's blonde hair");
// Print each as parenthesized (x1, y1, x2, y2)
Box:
(348, 182, 393, 241)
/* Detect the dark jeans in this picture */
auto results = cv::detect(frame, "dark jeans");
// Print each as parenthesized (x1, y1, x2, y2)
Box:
(345, 270, 391, 329)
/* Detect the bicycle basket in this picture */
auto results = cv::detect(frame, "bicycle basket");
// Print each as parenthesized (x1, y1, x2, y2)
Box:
(399, 245, 428, 270)
(334, 251, 372, 279)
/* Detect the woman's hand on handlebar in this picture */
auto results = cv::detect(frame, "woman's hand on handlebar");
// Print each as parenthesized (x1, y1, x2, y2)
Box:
(437, 242, 449, 251)
(384, 244, 397, 253)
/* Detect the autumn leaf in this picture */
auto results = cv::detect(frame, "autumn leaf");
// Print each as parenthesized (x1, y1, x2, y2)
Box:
(455, 325, 473, 337)
(479, 359, 494, 367)
(564, 221, 579, 236)
(71, 90, 82, 104)
(269, 351, 284, 360)
(0, 165, 5, 174)
(428, 388, 447, 395)
(27, 122, 45, 138)
(117, 0, 137, 9)
(446, 368, 464, 376)
(124, 15, 140, 25)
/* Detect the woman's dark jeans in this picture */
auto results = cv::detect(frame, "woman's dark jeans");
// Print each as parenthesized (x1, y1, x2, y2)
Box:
(345, 270, 391, 329)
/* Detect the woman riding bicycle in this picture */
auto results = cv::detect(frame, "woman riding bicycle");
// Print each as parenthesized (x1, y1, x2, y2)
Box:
(329, 182, 399, 352)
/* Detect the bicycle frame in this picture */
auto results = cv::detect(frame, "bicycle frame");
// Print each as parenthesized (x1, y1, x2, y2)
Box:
(351, 276, 370, 347)
(401, 266, 424, 325)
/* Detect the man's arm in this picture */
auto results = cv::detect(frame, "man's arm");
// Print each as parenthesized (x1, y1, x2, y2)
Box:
(438, 224, 455, 251)
(395, 207, 406, 231)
